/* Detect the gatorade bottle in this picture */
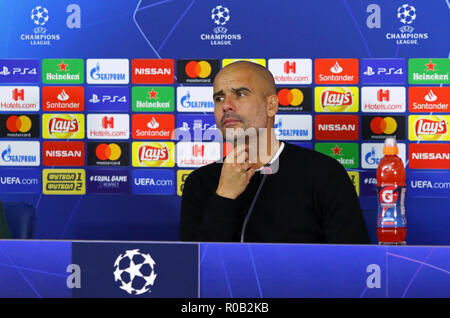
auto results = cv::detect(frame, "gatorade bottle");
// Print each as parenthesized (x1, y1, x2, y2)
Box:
(376, 137, 407, 245)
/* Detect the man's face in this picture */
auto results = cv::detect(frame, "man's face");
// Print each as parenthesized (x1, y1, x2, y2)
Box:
(213, 66, 268, 138)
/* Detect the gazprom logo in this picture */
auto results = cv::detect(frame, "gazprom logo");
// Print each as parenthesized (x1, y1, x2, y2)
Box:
(90, 63, 126, 81)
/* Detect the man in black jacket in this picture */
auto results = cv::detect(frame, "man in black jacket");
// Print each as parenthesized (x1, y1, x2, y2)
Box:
(180, 61, 369, 244)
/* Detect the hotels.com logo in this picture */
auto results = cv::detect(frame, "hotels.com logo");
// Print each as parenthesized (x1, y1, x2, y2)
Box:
(102, 116, 114, 129)
(12, 88, 25, 101)
(132, 59, 174, 84)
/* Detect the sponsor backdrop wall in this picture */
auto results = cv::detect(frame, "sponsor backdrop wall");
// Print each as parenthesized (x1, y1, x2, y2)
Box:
(0, 0, 448, 244)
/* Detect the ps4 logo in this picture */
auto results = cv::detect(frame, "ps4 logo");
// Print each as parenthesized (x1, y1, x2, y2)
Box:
(0, 66, 37, 76)
(89, 94, 127, 104)
(363, 66, 403, 76)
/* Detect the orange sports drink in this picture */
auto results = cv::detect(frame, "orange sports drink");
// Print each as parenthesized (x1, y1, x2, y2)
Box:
(376, 138, 407, 245)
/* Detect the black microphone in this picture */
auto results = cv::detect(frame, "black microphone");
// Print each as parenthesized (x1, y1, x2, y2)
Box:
(240, 161, 276, 242)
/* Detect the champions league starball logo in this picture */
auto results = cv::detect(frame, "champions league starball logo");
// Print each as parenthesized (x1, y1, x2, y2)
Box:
(113, 249, 157, 295)
(31, 6, 49, 26)
(397, 4, 416, 25)
(211, 5, 230, 26)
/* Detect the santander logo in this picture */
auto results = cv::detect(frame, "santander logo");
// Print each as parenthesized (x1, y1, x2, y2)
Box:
(424, 89, 437, 102)
(330, 62, 343, 74)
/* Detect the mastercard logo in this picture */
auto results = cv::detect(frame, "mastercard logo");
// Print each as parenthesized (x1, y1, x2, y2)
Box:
(370, 117, 397, 135)
(6, 115, 32, 133)
(185, 61, 212, 78)
(95, 143, 122, 161)
(278, 88, 304, 106)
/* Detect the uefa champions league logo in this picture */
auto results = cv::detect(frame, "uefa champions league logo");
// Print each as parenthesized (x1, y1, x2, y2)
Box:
(113, 249, 157, 295)
(201, 5, 242, 46)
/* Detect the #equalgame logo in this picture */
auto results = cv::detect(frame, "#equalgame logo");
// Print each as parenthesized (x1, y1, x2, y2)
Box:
(361, 87, 406, 113)
(175, 114, 219, 141)
(87, 142, 129, 166)
(385, 4, 429, 45)
(361, 143, 406, 169)
(360, 59, 406, 84)
(87, 169, 130, 194)
(0, 141, 40, 166)
(409, 115, 449, 141)
(87, 59, 129, 84)
(86, 86, 129, 112)
(132, 87, 174, 112)
(177, 87, 214, 112)
(132, 59, 174, 84)
(314, 143, 359, 169)
(0, 114, 39, 138)
(42, 86, 84, 111)
(0, 168, 40, 194)
(176, 142, 221, 168)
(409, 144, 450, 169)
(42, 169, 85, 195)
(200, 5, 242, 46)
(360, 171, 377, 196)
(362, 116, 405, 140)
(20, 6, 62, 46)
(132, 170, 175, 195)
(314, 87, 359, 112)
(42, 114, 85, 139)
(277, 87, 312, 112)
(408, 87, 450, 112)
(42, 141, 84, 166)
(315, 115, 359, 140)
(132, 114, 174, 140)
(42, 59, 84, 84)
(314, 59, 359, 84)
(132, 142, 175, 167)
(274, 115, 312, 140)
(0, 86, 40, 111)
(87, 114, 129, 139)
(268, 59, 312, 84)
(177, 170, 193, 196)
(408, 59, 450, 84)
(177, 60, 220, 84)
(0, 59, 40, 83)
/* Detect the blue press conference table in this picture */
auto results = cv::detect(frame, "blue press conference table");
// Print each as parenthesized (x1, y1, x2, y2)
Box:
(0, 240, 448, 298)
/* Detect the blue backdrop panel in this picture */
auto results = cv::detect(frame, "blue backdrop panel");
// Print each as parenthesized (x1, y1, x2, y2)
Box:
(0, 0, 448, 244)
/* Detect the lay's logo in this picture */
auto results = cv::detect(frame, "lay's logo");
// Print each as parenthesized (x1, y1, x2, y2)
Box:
(409, 115, 450, 141)
(132, 142, 175, 167)
(315, 87, 359, 112)
(42, 114, 85, 139)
